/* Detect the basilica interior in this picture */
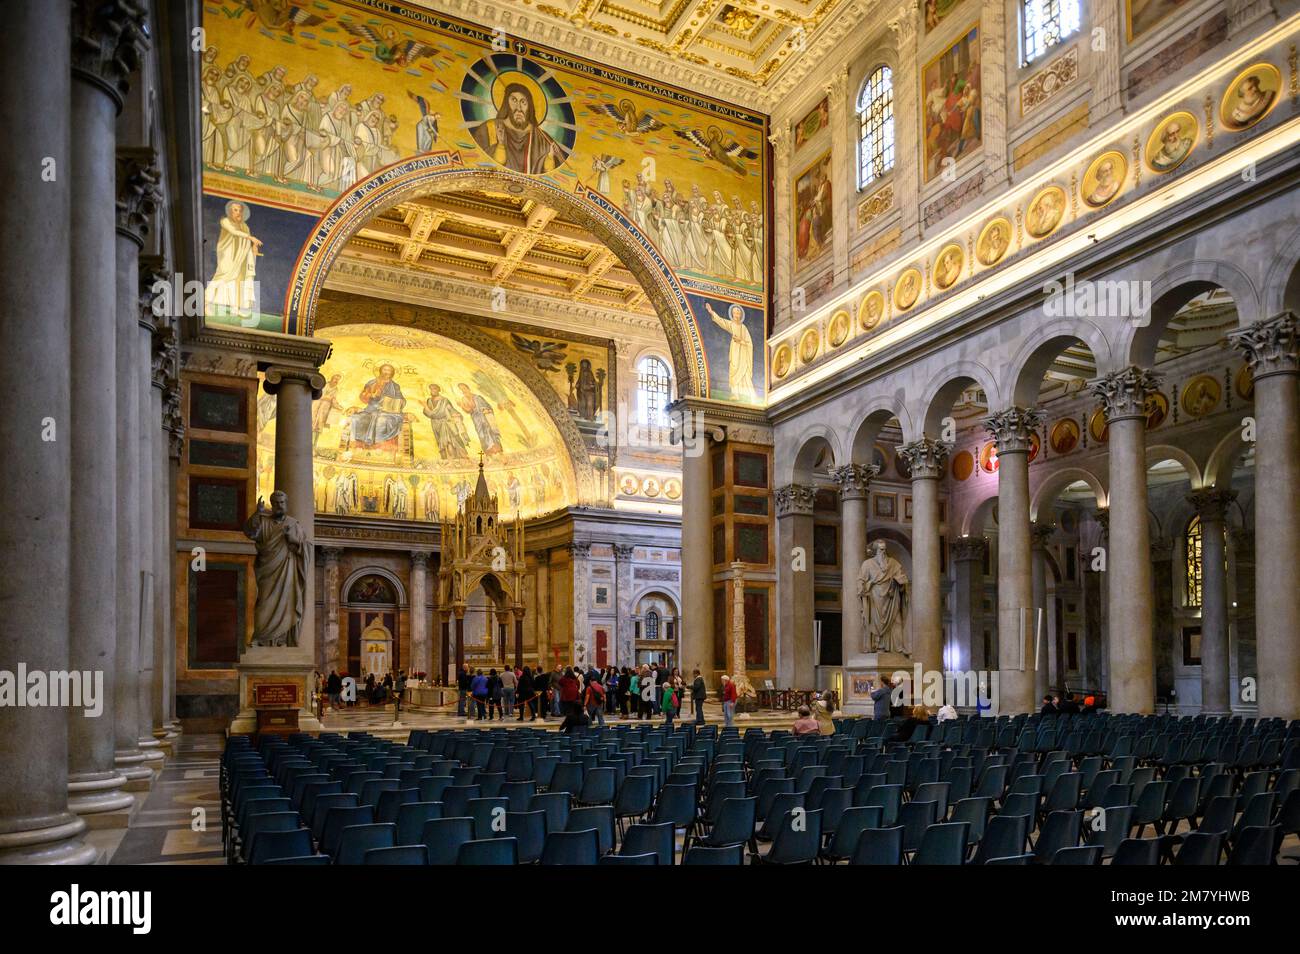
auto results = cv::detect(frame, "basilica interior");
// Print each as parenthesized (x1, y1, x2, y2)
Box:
(1, 0, 1298, 876)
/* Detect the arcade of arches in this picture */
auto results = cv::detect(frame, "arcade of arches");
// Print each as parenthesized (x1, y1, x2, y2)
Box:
(1, 0, 1299, 866)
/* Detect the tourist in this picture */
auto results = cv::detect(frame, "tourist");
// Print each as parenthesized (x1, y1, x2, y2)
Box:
(670, 668, 685, 718)
(629, 668, 642, 719)
(661, 678, 678, 727)
(486, 668, 501, 720)
(937, 701, 958, 722)
(1040, 694, 1058, 715)
(792, 705, 819, 736)
(517, 666, 535, 721)
(870, 674, 893, 720)
(637, 665, 654, 720)
(585, 672, 606, 727)
(558, 666, 581, 718)
(813, 696, 836, 735)
(1059, 693, 1081, 715)
(551, 664, 565, 717)
(721, 674, 737, 727)
(456, 664, 471, 718)
(534, 666, 551, 720)
(691, 669, 706, 724)
(469, 668, 488, 720)
(498, 665, 517, 719)
(326, 669, 342, 710)
(618, 667, 632, 718)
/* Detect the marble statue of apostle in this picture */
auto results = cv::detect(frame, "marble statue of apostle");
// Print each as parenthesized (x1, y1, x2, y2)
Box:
(858, 540, 909, 654)
(243, 490, 311, 647)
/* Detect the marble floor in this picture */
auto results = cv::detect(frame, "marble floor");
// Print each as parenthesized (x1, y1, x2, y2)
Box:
(93, 733, 225, 865)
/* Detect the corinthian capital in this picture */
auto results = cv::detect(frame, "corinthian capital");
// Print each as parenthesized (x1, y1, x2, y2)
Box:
(824, 67, 849, 102)
(767, 124, 791, 157)
(73, 0, 150, 105)
(1187, 488, 1237, 523)
(897, 438, 950, 480)
(775, 483, 817, 517)
(831, 463, 877, 500)
(1228, 312, 1299, 380)
(1088, 366, 1164, 423)
(982, 406, 1043, 454)
(115, 147, 162, 244)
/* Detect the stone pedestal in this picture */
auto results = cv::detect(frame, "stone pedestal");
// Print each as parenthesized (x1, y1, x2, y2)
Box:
(229, 647, 324, 735)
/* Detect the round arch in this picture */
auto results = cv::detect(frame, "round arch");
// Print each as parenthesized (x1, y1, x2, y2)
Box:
(1202, 425, 1252, 490)
(341, 566, 408, 607)
(1030, 465, 1108, 520)
(782, 424, 841, 485)
(918, 360, 1002, 436)
(1124, 261, 1259, 367)
(849, 396, 910, 464)
(283, 155, 707, 397)
(1263, 221, 1300, 315)
(961, 491, 1000, 537)
(1146, 444, 1203, 489)
(1007, 318, 1111, 408)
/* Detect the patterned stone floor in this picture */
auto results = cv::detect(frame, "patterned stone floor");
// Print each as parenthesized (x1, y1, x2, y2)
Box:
(100, 733, 225, 865)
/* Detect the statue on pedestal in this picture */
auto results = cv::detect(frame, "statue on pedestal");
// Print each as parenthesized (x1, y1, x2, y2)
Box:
(244, 490, 311, 647)
(858, 540, 909, 654)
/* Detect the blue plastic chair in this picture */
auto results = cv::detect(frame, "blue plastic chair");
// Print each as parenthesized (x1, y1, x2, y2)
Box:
(334, 823, 396, 865)
(683, 844, 744, 865)
(248, 827, 313, 865)
(541, 828, 600, 865)
(505, 810, 548, 864)
(363, 845, 428, 865)
(422, 817, 474, 866)
(458, 837, 519, 865)
(395, 802, 443, 846)
(621, 821, 675, 865)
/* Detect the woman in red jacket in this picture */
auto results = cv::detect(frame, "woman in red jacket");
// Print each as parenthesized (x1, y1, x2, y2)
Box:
(558, 667, 581, 718)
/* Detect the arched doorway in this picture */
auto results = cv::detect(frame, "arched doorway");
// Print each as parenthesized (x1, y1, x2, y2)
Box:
(342, 572, 401, 679)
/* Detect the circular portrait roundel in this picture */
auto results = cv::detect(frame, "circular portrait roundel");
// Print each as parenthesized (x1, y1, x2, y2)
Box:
(461, 52, 576, 175)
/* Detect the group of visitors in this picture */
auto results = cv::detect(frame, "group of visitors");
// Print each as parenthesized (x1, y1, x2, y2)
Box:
(1040, 692, 1099, 715)
(318, 668, 410, 711)
(453, 662, 726, 726)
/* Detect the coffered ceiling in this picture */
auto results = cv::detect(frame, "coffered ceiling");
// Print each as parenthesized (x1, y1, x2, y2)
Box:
(415, 0, 877, 110)
(337, 188, 656, 318)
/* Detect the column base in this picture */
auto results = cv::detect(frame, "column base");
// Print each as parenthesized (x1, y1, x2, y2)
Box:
(114, 751, 156, 790)
(67, 771, 135, 821)
(0, 812, 99, 865)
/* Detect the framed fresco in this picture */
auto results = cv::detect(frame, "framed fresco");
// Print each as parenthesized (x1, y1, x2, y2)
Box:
(872, 492, 897, 519)
(1050, 418, 1081, 455)
(794, 150, 834, 269)
(795, 98, 830, 149)
(1126, 0, 1189, 43)
(923, 0, 964, 34)
(921, 23, 982, 182)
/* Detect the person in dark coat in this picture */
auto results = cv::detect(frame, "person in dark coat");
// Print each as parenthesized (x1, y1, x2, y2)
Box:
(1040, 694, 1058, 715)
(517, 666, 536, 721)
(691, 669, 707, 724)
(870, 674, 893, 720)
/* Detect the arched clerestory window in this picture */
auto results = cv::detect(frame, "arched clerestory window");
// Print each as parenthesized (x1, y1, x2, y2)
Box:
(856, 66, 895, 189)
(636, 355, 672, 428)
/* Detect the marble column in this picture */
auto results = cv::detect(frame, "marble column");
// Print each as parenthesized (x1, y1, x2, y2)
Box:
(613, 543, 636, 668)
(899, 440, 950, 679)
(117, 149, 163, 766)
(322, 547, 343, 673)
(1090, 367, 1162, 715)
(0, 0, 99, 864)
(409, 552, 430, 677)
(1229, 313, 1299, 718)
(776, 484, 817, 688)
(1190, 488, 1227, 712)
(67, 0, 150, 812)
(146, 259, 178, 743)
(676, 410, 716, 682)
(1031, 523, 1055, 703)
(951, 539, 987, 673)
(263, 367, 325, 652)
(163, 385, 184, 731)
(831, 463, 876, 666)
(1092, 508, 1110, 693)
(534, 552, 550, 670)
(983, 407, 1043, 714)
(568, 541, 591, 669)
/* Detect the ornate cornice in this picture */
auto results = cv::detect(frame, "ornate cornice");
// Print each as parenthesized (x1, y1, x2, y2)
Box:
(831, 463, 877, 500)
(1228, 312, 1299, 380)
(982, 407, 1043, 454)
(72, 0, 149, 108)
(188, 325, 333, 370)
(1088, 366, 1164, 423)
(775, 483, 817, 517)
(897, 438, 950, 481)
(115, 147, 161, 245)
(1188, 488, 1238, 523)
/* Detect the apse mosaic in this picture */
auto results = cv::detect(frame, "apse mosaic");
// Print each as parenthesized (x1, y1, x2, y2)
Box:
(200, 0, 770, 401)
(256, 324, 577, 521)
